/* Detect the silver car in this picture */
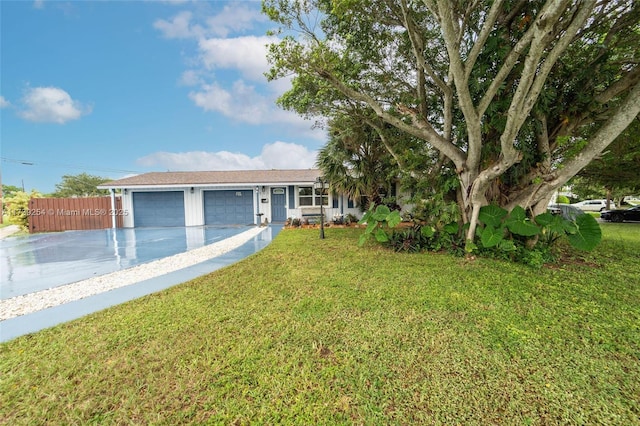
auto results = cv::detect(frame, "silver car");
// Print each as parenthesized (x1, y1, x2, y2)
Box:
(572, 199, 616, 212)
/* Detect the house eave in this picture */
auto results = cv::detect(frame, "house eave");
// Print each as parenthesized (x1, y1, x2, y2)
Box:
(98, 182, 318, 190)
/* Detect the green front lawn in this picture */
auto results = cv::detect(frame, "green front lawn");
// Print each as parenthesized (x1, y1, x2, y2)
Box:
(1, 224, 639, 424)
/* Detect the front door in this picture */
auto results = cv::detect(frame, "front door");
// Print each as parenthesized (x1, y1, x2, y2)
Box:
(271, 187, 287, 223)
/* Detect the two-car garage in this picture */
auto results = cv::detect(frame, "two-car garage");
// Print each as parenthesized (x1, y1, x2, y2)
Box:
(132, 190, 255, 227)
(100, 169, 324, 228)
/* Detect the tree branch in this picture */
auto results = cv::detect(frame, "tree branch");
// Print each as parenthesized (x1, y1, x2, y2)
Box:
(499, 0, 575, 153)
(521, 1, 594, 117)
(464, 0, 504, 80)
(595, 67, 640, 104)
(313, 67, 466, 168)
(510, 81, 640, 208)
(366, 119, 407, 172)
(436, 0, 482, 170)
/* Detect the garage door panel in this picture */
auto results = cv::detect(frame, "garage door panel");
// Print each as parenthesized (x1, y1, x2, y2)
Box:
(204, 190, 254, 225)
(133, 192, 185, 227)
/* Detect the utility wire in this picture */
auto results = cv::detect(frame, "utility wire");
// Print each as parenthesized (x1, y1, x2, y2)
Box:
(0, 156, 141, 175)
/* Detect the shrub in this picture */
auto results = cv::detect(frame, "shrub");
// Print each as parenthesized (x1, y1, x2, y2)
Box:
(285, 217, 301, 227)
(385, 223, 465, 255)
(3, 190, 43, 230)
(556, 194, 570, 204)
(345, 213, 358, 224)
(409, 194, 461, 230)
(359, 204, 465, 255)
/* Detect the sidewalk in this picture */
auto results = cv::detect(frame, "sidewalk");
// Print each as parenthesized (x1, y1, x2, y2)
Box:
(0, 225, 20, 239)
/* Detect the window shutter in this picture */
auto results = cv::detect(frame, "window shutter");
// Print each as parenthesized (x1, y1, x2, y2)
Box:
(288, 186, 295, 208)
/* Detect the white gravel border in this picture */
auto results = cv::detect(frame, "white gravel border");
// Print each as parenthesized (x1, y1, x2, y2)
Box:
(0, 226, 265, 321)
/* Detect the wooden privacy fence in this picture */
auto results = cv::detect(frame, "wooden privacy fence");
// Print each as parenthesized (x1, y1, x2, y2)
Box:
(28, 197, 124, 233)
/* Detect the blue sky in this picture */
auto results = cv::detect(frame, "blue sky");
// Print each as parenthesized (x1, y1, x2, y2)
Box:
(1, 0, 324, 193)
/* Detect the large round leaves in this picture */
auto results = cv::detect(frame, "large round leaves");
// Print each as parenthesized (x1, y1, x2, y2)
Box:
(567, 214, 602, 251)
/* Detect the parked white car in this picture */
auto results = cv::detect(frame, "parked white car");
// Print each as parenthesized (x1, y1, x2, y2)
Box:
(572, 199, 616, 212)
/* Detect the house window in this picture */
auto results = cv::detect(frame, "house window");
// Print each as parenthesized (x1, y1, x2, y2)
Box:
(298, 186, 328, 207)
(299, 186, 313, 206)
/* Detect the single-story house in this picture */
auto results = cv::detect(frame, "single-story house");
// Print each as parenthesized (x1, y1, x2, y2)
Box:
(98, 169, 364, 228)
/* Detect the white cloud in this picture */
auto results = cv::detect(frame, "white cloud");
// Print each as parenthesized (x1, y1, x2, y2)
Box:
(155, 4, 322, 139)
(205, 4, 266, 37)
(33, 0, 44, 9)
(198, 36, 274, 81)
(137, 142, 317, 171)
(178, 70, 204, 86)
(260, 141, 318, 169)
(154, 11, 204, 39)
(18, 87, 91, 124)
(188, 80, 318, 133)
(188, 34, 318, 132)
(0, 96, 10, 108)
(189, 80, 268, 125)
(154, 4, 265, 40)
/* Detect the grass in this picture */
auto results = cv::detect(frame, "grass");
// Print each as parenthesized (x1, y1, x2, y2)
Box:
(1, 224, 639, 424)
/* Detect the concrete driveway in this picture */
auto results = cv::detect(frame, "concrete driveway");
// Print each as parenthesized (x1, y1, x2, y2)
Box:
(0, 225, 279, 342)
(1, 226, 255, 299)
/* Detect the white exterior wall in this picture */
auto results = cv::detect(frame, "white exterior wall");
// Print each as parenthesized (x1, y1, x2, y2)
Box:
(121, 190, 134, 228)
(396, 184, 414, 218)
(184, 188, 203, 226)
(255, 186, 269, 224)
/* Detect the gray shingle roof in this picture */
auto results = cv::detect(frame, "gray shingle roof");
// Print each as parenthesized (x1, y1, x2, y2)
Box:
(100, 169, 322, 187)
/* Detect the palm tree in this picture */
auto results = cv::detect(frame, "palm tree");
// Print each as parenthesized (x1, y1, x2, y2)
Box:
(317, 115, 398, 210)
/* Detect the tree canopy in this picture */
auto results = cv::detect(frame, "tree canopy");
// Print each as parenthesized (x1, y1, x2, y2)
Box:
(52, 173, 111, 198)
(577, 117, 640, 196)
(264, 0, 640, 245)
(2, 184, 22, 199)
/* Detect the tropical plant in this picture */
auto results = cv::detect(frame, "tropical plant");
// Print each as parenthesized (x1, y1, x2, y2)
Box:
(357, 204, 402, 246)
(361, 202, 601, 266)
(474, 204, 602, 254)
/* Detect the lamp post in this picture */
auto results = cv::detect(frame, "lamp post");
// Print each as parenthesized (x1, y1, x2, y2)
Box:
(315, 176, 326, 239)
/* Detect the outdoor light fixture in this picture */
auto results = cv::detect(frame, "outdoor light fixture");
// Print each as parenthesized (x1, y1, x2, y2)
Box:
(315, 176, 326, 239)
(190, 187, 195, 194)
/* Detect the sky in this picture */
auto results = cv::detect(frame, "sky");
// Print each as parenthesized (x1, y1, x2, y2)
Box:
(0, 0, 325, 193)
